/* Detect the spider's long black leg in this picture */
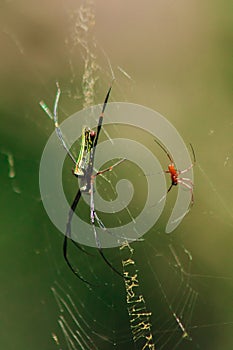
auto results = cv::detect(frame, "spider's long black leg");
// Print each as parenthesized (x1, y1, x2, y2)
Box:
(89, 178, 126, 279)
(63, 235, 93, 286)
(167, 183, 173, 193)
(65, 189, 88, 253)
(179, 144, 196, 175)
(94, 80, 115, 149)
(189, 143, 196, 164)
(154, 138, 173, 163)
(63, 189, 94, 286)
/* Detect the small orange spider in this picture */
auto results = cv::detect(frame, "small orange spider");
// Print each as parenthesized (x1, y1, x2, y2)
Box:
(155, 139, 196, 205)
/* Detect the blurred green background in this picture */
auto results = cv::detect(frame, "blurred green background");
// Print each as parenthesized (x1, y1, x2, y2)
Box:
(0, 1, 232, 349)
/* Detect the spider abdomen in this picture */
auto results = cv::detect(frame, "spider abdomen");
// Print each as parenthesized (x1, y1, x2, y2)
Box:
(168, 165, 178, 185)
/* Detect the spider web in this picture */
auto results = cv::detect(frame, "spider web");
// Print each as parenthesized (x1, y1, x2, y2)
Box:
(1, 1, 233, 350)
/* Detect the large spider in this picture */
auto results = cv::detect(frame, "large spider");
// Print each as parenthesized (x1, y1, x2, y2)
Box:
(40, 81, 126, 285)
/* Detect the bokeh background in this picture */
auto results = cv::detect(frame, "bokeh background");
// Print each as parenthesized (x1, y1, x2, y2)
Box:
(0, 1, 232, 349)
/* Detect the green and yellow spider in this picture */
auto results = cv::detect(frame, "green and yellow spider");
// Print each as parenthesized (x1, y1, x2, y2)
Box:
(40, 81, 126, 285)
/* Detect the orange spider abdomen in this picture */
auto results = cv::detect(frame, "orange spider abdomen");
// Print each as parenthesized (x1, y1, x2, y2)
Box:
(168, 164, 178, 185)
